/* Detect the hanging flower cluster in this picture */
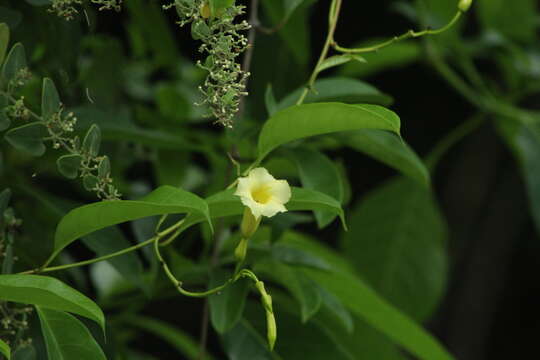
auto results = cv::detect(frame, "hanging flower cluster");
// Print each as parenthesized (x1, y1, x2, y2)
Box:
(166, 0, 251, 127)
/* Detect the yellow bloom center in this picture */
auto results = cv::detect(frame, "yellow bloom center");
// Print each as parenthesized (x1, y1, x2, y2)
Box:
(252, 185, 272, 204)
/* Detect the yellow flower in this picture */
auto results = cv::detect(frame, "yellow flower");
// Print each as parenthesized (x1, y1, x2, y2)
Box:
(234, 167, 291, 219)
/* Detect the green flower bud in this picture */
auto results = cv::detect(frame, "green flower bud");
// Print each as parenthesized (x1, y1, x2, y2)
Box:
(234, 237, 248, 263)
(458, 0, 472, 12)
(240, 207, 261, 239)
(266, 310, 277, 351)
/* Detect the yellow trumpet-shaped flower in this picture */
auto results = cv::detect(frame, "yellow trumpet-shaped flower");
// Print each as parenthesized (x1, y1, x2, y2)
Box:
(234, 167, 291, 220)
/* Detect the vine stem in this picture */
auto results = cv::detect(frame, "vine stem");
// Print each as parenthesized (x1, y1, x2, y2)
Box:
(332, 11, 462, 54)
(296, 0, 342, 105)
(18, 218, 186, 275)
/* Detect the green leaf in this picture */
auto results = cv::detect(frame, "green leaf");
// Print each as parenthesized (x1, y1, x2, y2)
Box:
(82, 124, 101, 157)
(316, 55, 366, 74)
(123, 315, 214, 360)
(304, 268, 454, 360)
(257, 103, 400, 164)
(97, 156, 110, 178)
(338, 41, 420, 78)
(341, 129, 430, 186)
(209, 0, 235, 16)
(52, 185, 211, 260)
(317, 287, 354, 334)
(56, 154, 82, 179)
(282, 0, 309, 20)
(82, 174, 99, 191)
(1, 43, 26, 83)
(209, 270, 250, 333)
(288, 147, 343, 227)
(4, 122, 47, 156)
(222, 320, 276, 360)
(256, 261, 322, 322)
(477, 0, 537, 43)
(36, 307, 106, 360)
(265, 84, 278, 117)
(0, 338, 10, 360)
(342, 178, 447, 321)
(0, 94, 10, 131)
(0, 23, 9, 66)
(0, 274, 105, 329)
(177, 187, 345, 235)
(275, 78, 392, 114)
(41, 78, 61, 120)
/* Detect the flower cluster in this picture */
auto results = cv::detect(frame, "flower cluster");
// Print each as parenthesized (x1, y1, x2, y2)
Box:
(49, 0, 122, 20)
(166, 0, 251, 127)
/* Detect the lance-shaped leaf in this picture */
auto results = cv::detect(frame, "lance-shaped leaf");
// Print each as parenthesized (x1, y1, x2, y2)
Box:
(256, 102, 400, 164)
(37, 307, 106, 360)
(0, 274, 104, 329)
(51, 186, 211, 261)
(316, 55, 366, 74)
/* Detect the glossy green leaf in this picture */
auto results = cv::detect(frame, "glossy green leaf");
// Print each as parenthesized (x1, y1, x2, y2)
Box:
(275, 78, 392, 114)
(0, 94, 10, 131)
(477, 0, 537, 43)
(82, 124, 101, 157)
(0, 23, 9, 66)
(177, 187, 345, 235)
(0, 338, 10, 360)
(4, 122, 48, 156)
(257, 102, 400, 164)
(338, 41, 420, 78)
(41, 78, 61, 120)
(36, 307, 106, 360)
(316, 55, 366, 74)
(304, 268, 454, 360)
(256, 261, 322, 322)
(1, 43, 25, 83)
(342, 129, 430, 186)
(288, 147, 343, 227)
(222, 320, 275, 360)
(0, 274, 104, 328)
(342, 178, 447, 320)
(123, 315, 213, 360)
(209, 270, 250, 333)
(52, 185, 211, 261)
(56, 154, 82, 179)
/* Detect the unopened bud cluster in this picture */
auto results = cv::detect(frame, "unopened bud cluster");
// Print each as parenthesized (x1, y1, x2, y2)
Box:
(166, 0, 251, 127)
(49, 0, 122, 20)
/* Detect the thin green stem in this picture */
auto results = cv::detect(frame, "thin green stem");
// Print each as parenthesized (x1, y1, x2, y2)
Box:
(296, 0, 342, 105)
(19, 236, 158, 275)
(332, 11, 462, 54)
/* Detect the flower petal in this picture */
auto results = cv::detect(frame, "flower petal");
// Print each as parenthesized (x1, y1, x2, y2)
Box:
(248, 167, 275, 185)
(269, 179, 291, 204)
(259, 201, 287, 218)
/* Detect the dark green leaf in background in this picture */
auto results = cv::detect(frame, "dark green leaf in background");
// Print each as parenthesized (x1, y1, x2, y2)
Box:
(37, 307, 106, 360)
(41, 78, 61, 120)
(476, 0, 538, 43)
(0, 22, 9, 65)
(5, 122, 48, 156)
(209, 270, 251, 334)
(0, 93, 10, 131)
(1, 43, 26, 83)
(0, 274, 105, 329)
(12, 345, 36, 360)
(222, 320, 276, 360)
(341, 178, 448, 321)
(82, 124, 101, 157)
(342, 129, 430, 186)
(288, 147, 343, 228)
(56, 154, 83, 179)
